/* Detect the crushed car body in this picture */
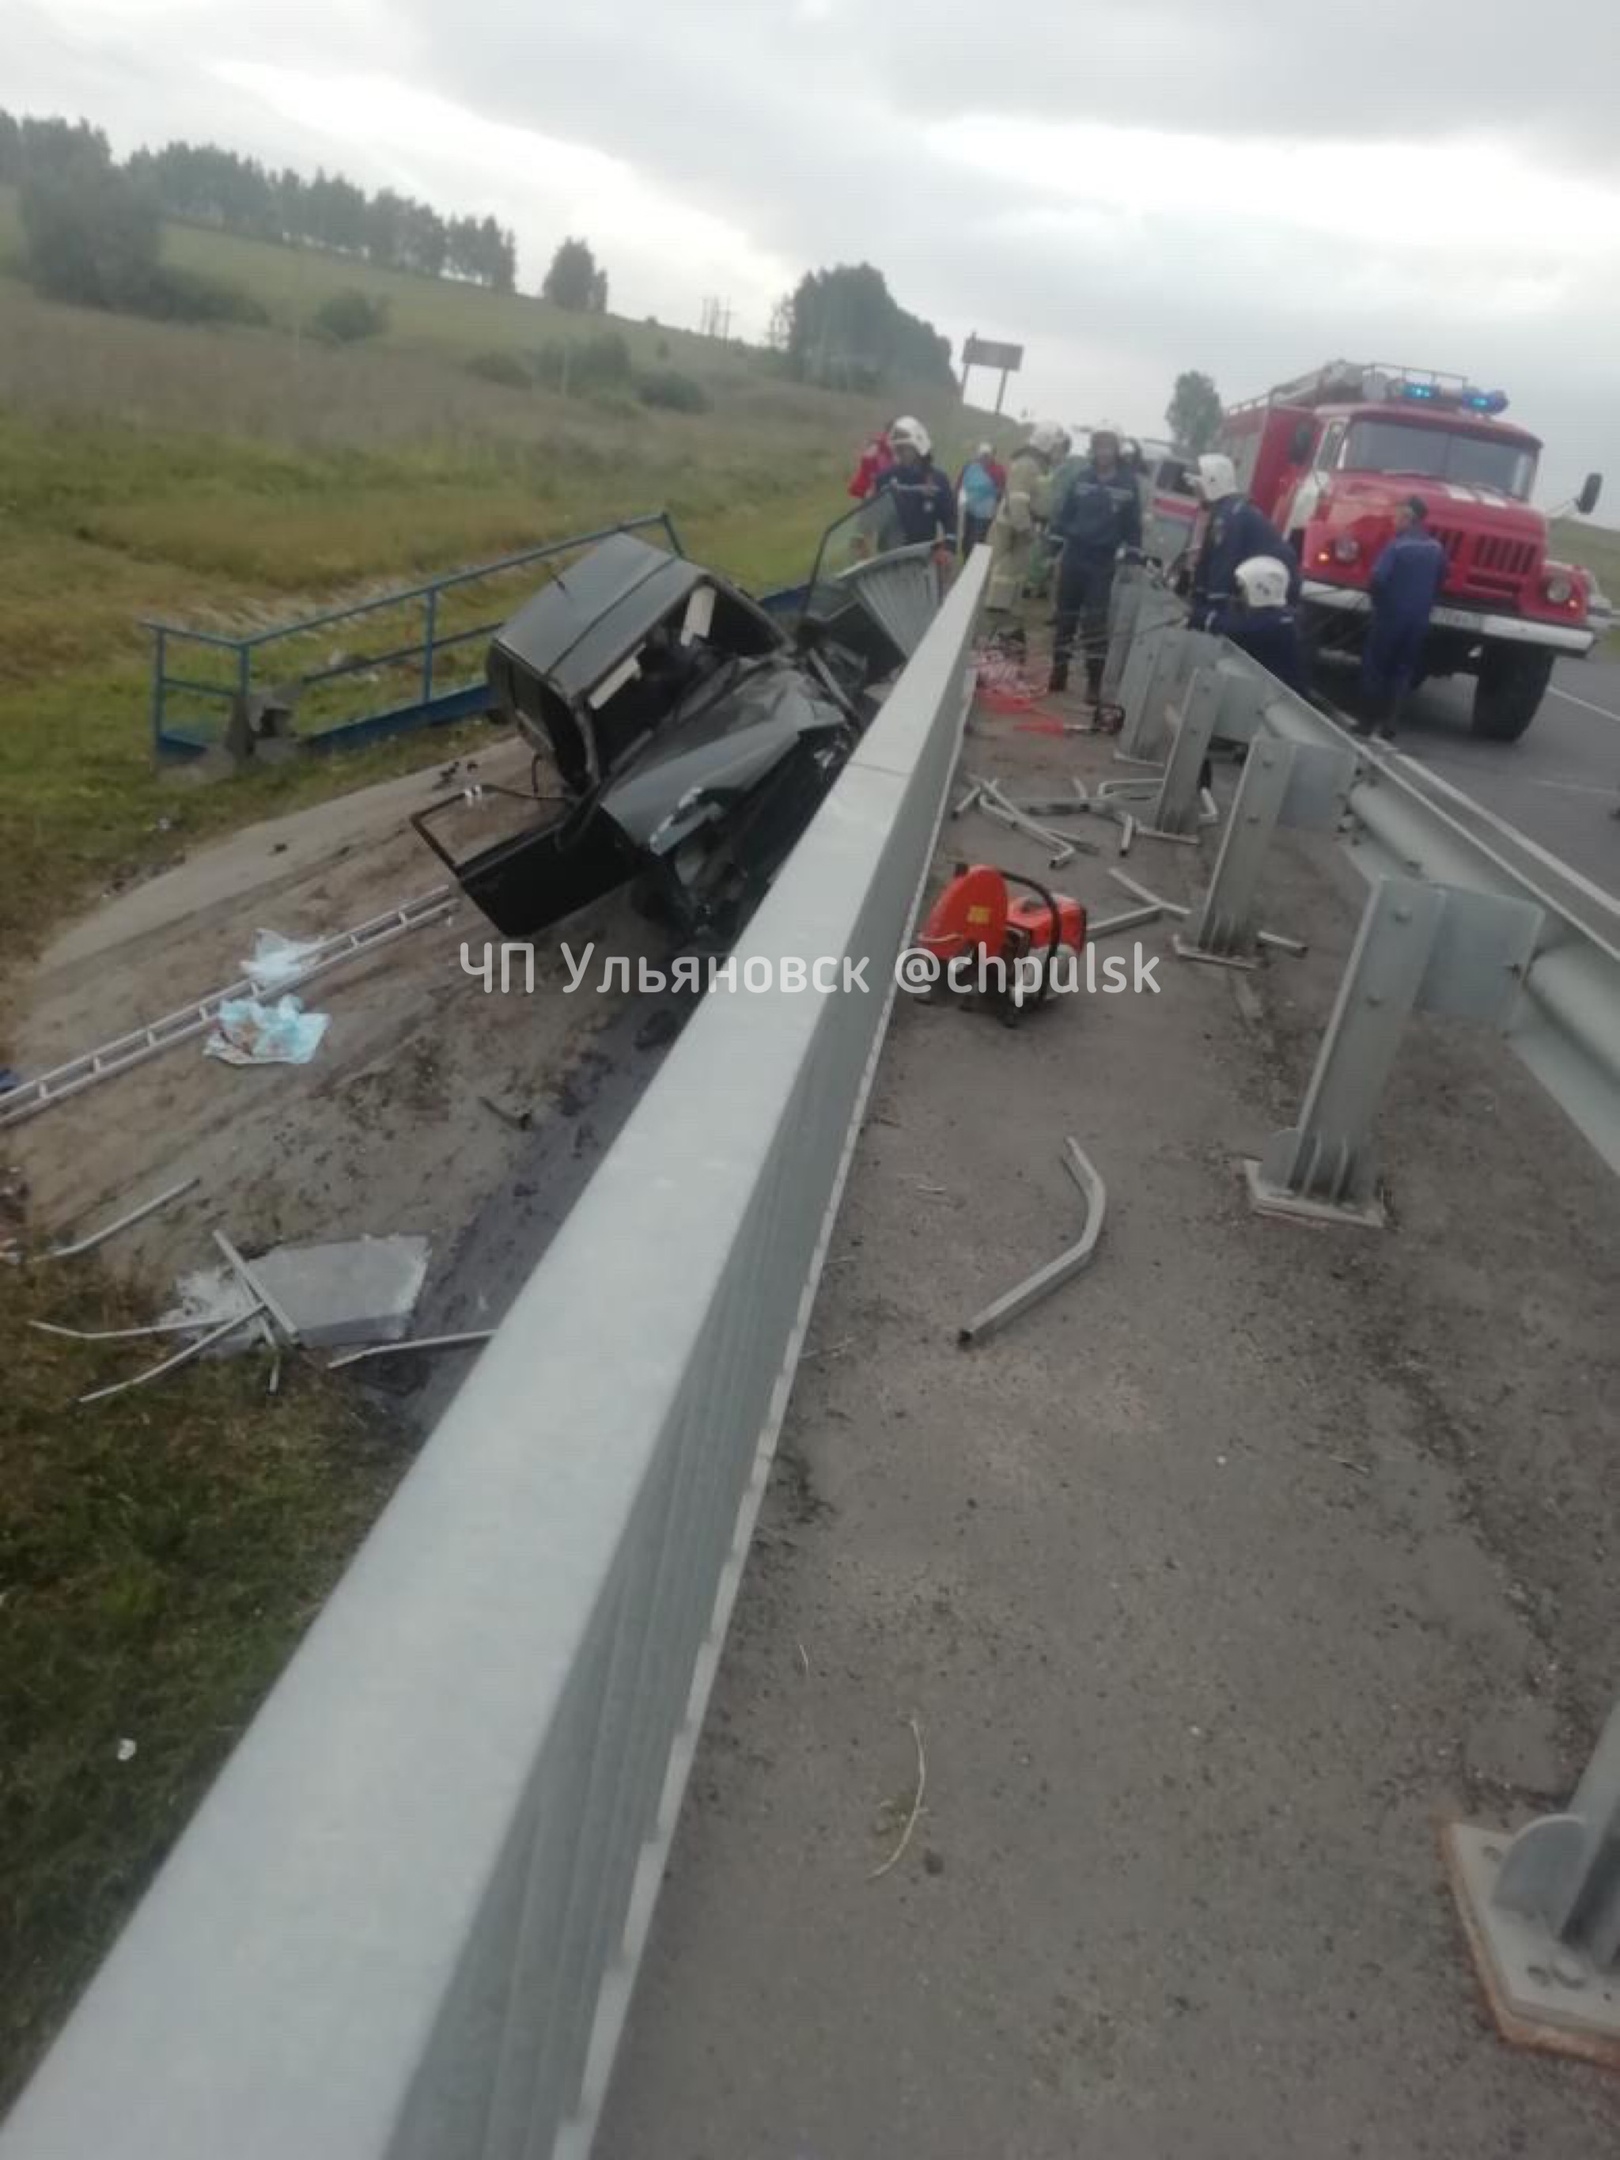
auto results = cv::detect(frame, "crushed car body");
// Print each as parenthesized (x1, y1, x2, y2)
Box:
(413, 512, 942, 945)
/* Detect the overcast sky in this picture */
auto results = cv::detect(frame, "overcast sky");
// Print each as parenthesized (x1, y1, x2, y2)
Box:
(9, 0, 1620, 507)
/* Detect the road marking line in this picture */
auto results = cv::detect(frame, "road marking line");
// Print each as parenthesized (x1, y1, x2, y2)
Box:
(1549, 684, 1620, 725)
(1389, 754, 1620, 923)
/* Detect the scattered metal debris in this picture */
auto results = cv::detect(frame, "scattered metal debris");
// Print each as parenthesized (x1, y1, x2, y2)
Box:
(77, 1307, 264, 1407)
(869, 1716, 928, 1882)
(478, 1094, 535, 1133)
(212, 1230, 305, 1347)
(1087, 904, 1162, 940)
(31, 1314, 217, 1344)
(1108, 868, 1190, 921)
(326, 1330, 495, 1371)
(4, 1176, 200, 1267)
(958, 1139, 1107, 1347)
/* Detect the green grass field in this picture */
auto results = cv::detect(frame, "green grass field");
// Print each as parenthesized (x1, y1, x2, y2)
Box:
(0, 193, 1005, 2108)
(1552, 516, 1620, 649)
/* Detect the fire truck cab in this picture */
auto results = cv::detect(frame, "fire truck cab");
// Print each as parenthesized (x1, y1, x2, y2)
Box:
(1219, 362, 1602, 740)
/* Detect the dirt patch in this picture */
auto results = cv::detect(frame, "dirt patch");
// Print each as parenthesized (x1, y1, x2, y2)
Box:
(4, 736, 627, 1287)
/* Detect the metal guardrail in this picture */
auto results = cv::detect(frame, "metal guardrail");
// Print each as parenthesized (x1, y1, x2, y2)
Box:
(1111, 568, 1620, 2061)
(1107, 567, 1620, 1214)
(144, 513, 685, 758)
(0, 550, 989, 2160)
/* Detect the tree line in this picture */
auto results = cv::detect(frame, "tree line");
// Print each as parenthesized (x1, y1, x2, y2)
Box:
(776, 263, 955, 392)
(0, 110, 517, 292)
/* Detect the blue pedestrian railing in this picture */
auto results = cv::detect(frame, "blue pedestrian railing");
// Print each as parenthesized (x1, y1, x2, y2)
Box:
(142, 513, 684, 759)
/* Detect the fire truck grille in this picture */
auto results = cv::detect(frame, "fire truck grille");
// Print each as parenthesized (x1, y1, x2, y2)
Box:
(1429, 526, 1537, 603)
(1471, 534, 1538, 578)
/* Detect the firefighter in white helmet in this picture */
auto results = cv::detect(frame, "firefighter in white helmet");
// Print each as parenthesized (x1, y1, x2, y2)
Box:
(1188, 454, 1299, 633)
(1222, 555, 1309, 694)
(872, 416, 957, 562)
(986, 421, 1069, 643)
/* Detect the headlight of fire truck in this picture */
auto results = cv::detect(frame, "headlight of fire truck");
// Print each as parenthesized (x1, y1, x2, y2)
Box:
(1543, 572, 1575, 605)
(1331, 536, 1361, 565)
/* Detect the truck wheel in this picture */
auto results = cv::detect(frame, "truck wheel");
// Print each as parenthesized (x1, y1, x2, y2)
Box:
(1471, 646, 1554, 742)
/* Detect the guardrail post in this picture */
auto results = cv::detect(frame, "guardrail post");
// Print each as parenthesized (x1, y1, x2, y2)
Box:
(1243, 874, 1541, 1227)
(1118, 628, 1218, 764)
(1445, 1701, 1620, 2064)
(1142, 660, 1235, 841)
(1176, 727, 1356, 964)
(149, 627, 167, 754)
(423, 587, 439, 705)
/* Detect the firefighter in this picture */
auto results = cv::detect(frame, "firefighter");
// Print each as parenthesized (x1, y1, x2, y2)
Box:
(1223, 556, 1309, 695)
(1049, 427, 1142, 701)
(985, 422, 1068, 644)
(1358, 495, 1447, 741)
(872, 417, 957, 560)
(848, 418, 897, 501)
(1189, 454, 1300, 632)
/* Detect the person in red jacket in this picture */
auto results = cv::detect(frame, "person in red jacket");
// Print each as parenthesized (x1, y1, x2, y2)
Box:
(848, 419, 898, 500)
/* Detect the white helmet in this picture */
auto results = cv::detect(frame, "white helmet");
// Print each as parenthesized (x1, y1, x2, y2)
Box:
(1235, 556, 1291, 610)
(1028, 421, 1066, 459)
(889, 414, 931, 457)
(1195, 452, 1238, 503)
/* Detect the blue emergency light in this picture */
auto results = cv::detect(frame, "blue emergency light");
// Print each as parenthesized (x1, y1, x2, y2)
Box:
(1396, 380, 1509, 416)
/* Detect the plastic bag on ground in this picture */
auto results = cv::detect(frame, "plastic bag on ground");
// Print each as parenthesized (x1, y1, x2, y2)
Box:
(204, 995, 330, 1067)
(244, 929, 325, 993)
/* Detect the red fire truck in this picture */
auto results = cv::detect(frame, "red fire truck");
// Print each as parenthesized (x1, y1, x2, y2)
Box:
(1219, 362, 1603, 739)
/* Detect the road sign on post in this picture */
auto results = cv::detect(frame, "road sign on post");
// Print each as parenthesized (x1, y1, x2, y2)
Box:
(961, 333, 1024, 416)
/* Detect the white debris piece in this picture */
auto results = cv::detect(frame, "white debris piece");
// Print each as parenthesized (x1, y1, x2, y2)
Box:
(243, 929, 327, 994)
(164, 1237, 432, 1352)
(204, 996, 330, 1068)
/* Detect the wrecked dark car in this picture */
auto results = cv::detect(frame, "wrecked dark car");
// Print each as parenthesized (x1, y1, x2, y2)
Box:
(413, 509, 940, 945)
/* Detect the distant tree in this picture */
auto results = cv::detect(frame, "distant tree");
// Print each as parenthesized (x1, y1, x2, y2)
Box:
(543, 236, 602, 312)
(587, 266, 608, 313)
(18, 131, 162, 312)
(2, 106, 522, 294)
(402, 200, 447, 278)
(765, 294, 792, 353)
(364, 188, 408, 269)
(784, 262, 952, 391)
(479, 215, 516, 295)
(1166, 370, 1223, 455)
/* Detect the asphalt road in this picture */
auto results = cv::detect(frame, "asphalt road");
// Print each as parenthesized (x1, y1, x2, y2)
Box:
(600, 716, 1620, 2160)
(1357, 651, 1620, 903)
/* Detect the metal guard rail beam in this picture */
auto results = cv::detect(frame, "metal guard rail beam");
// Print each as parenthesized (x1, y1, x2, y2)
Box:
(0, 550, 990, 2160)
(1120, 564, 1620, 1181)
(137, 515, 684, 650)
(146, 513, 686, 756)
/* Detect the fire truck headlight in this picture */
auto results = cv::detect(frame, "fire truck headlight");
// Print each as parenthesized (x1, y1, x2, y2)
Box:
(1331, 536, 1362, 565)
(1544, 573, 1574, 605)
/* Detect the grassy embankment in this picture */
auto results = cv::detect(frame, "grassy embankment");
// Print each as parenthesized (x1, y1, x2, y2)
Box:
(0, 189, 995, 2109)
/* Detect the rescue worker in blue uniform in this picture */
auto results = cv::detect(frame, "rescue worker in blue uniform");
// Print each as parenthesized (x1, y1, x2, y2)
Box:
(1223, 556, 1309, 694)
(1188, 453, 1300, 632)
(1359, 495, 1447, 740)
(872, 415, 957, 561)
(1048, 428, 1142, 700)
